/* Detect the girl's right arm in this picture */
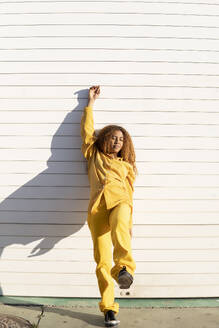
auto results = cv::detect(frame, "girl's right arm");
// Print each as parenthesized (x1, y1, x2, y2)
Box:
(80, 86, 100, 160)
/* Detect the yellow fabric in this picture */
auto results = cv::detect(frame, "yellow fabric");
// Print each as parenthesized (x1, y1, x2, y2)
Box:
(80, 105, 136, 216)
(81, 105, 136, 315)
(87, 193, 136, 314)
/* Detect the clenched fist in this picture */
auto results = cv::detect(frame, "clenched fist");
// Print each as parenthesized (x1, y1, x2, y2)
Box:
(89, 85, 100, 101)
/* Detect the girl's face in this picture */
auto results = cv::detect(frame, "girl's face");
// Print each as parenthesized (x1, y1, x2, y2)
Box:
(108, 130, 124, 155)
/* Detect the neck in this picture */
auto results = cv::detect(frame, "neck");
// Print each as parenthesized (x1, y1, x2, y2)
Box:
(108, 153, 117, 159)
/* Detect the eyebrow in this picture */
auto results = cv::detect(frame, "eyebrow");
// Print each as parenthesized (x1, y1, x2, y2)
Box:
(112, 135, 124, 139)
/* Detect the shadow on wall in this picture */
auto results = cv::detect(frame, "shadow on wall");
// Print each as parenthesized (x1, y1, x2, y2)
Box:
(0, 89, 91, 296)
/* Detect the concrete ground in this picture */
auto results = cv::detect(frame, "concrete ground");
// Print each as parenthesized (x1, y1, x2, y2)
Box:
(0, 304, 219, 328)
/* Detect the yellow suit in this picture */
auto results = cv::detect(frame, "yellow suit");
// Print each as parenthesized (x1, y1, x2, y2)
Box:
(81, 106, 136, 315)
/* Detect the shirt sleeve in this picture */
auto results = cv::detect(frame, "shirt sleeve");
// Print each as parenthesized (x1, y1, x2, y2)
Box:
(80, 106, 97, 160)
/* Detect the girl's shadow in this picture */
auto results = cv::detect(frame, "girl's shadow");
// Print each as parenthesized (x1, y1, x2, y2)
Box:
(0, 89, 91, 295)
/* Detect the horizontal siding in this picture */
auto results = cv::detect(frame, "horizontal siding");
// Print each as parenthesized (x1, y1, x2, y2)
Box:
(0, 27, 218, 40)
(1, 62, 219, 73)
(1, 99, 219, 111)
(1, 261, 219, 274)
(1, 272, 219, 287)
(0, 173, 219, 186)
(2, 285, 219, 298)
(1, 223, 219, 237)
(1, 136, 219, 149)
(1, 210, 219, 225)
(0, 0, 219, 298)
(1, 186, 219, 201)
(1, 2, 219, 14)
(1, 14, 219, 27)
(1, 123, 219, 136)
(1, 249, 219, 262)
(1, 236, 219, 250)
(1, 111, 219, 123)
(1, 75, 219, 88)
(2, 248, 219, 262)
(1, 161, 219, 174)
(1, 198, 219, 211)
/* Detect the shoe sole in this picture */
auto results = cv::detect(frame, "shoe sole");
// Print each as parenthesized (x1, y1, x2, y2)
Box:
(118, 274, 133, 289)
(104, 319, 120, 327)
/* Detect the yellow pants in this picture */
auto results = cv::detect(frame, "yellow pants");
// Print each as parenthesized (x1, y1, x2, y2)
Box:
(87, 194, 136, 315)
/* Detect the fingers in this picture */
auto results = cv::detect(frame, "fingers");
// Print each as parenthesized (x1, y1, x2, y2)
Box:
(96, 86, 100, 94)
(90, 85, 100, 93)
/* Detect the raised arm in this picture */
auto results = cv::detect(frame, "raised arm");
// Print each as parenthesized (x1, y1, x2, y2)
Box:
(80, 86, 100, 160)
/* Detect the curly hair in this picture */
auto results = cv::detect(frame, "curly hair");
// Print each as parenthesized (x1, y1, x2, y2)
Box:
(94, 125, 137, 175)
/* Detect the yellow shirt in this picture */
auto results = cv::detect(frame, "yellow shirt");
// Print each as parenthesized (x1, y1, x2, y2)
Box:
(81, 105, 136, 216)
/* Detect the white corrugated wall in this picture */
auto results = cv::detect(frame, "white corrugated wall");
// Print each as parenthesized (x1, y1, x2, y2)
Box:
(0, 0, 219, 298)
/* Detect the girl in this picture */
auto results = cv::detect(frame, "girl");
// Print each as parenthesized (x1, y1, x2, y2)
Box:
(81, 85, 137, 327)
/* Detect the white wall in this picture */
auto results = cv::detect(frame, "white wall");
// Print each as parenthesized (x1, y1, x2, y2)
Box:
(0, 0, 219, 298)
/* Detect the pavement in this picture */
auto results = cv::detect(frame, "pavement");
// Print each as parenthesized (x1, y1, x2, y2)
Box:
(0, 303, 219, 328)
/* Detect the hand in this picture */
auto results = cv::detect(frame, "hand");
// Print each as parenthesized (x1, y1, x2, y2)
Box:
(88, 85, 100, 102)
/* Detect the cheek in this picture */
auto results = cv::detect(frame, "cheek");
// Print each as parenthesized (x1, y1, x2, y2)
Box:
(109, 141, 114, 149)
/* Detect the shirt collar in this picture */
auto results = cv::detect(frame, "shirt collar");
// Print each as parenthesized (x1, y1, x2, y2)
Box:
(105, 153, 123, 161)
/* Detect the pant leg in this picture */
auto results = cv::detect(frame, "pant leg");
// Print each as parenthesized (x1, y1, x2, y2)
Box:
(109, 202, 136, 283)
(87, 195, 119, 315)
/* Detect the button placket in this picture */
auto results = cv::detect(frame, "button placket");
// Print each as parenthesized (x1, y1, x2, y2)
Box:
(104, 163, 112, 183)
